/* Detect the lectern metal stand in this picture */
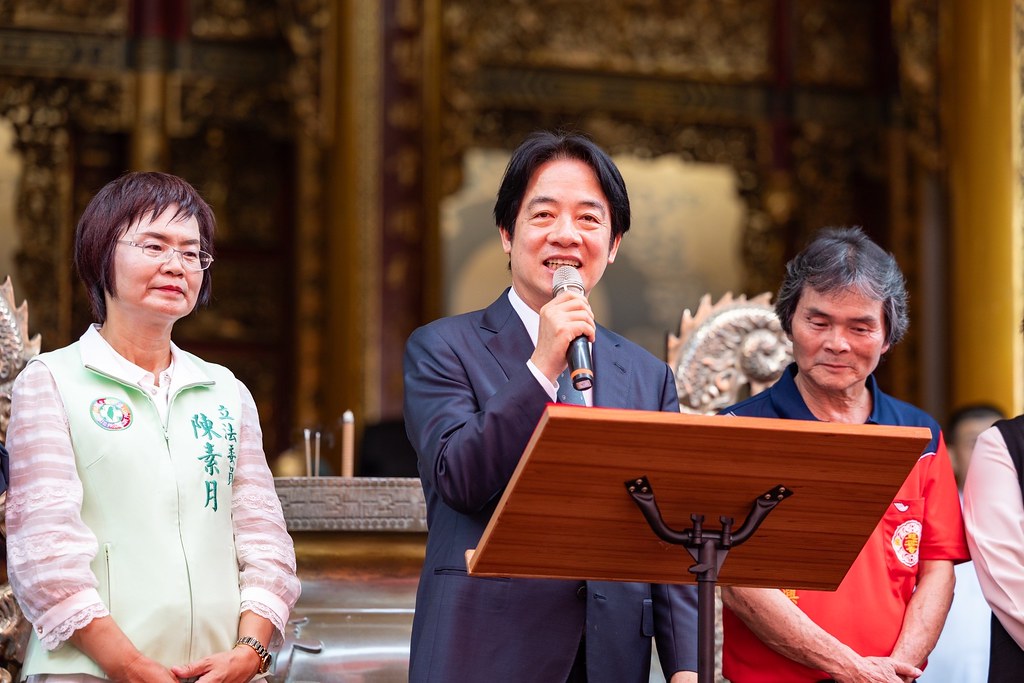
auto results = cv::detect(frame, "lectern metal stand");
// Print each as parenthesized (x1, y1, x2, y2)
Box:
(626, 476, 792, 683)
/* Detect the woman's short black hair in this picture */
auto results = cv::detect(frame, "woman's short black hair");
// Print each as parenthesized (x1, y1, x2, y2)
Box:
(74, 172, 216, 323)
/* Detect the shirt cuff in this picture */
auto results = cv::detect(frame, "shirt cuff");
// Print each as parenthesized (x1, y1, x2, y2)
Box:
(35, 588, 107, 643)
(527, 360, 558, 402)
(240, 586, 291, 633)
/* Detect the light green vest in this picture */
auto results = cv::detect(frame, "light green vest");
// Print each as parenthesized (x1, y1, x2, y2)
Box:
(22, 342, 243, 678)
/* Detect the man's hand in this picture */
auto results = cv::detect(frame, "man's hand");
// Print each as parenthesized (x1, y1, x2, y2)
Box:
(722, 587, 925, 683)
(832, 655, 922, 683)
(531, 288, 595, 381)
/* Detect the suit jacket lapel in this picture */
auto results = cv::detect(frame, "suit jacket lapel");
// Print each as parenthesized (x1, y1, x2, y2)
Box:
(477, 292, 632, 404)
(480, 289, 534, 381)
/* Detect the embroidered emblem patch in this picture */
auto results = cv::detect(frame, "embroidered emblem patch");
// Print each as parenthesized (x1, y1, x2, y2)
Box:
(891, 519, 922, 567)
(90, 398, 132, 431)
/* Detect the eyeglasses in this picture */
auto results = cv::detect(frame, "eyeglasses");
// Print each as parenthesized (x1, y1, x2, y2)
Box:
(117, 240, 214, 271)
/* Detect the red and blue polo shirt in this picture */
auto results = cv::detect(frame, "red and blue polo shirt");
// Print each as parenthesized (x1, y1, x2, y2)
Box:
(721, 364, 969, 683)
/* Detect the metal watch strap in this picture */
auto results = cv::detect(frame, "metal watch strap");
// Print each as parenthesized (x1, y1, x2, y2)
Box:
(236, 636, 271, 674)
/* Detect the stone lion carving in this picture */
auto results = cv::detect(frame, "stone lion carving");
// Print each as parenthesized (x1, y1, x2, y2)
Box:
(0, 276, 38, 682)
(668, 292, 793, 416)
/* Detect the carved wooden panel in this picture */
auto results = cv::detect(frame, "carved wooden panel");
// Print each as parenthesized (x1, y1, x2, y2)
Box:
(0, 0, 330, 458)
(436, 0, 939, 406)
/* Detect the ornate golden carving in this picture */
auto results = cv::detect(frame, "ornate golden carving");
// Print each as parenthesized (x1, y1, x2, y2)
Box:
(891, 0, 943, 170)
(439, 1, 791, 295)
(790, 121, 884, 246)
(0, 0, 126, 33)
(168, 76, 289, 137)
(0, 78, 73, 346)
(191, 0, 280, 40)
(669, 292, 792, 415)
(443, 0, 773, 80)
(793, 0, 873, 88)
(0, 30, 129, 76)
(0, 76, 128, 346)
(279, 0, 333, 142)
(275, 1, 332, 423)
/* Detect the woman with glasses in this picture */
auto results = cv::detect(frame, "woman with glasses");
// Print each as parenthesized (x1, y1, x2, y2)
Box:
(5, 172, 300, 683)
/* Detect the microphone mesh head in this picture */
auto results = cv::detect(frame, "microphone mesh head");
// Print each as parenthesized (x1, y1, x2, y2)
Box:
(551, 265, 585, 297)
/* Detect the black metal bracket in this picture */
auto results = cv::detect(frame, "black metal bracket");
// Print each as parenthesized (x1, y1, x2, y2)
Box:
(624, 476, 791, 558)
(623, 475, 793, 683)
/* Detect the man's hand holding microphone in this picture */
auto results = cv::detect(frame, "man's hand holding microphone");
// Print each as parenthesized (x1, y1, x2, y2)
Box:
(531, 265, 596, 390)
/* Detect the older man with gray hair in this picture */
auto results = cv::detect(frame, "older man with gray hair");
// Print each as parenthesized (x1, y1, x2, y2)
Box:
(719, 226, 968, 683)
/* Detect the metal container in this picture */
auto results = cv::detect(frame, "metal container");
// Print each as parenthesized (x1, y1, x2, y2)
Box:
(271, 477, 426, 682)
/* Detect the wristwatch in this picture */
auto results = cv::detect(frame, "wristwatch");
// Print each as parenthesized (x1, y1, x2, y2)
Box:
(236, 636, 272, 674)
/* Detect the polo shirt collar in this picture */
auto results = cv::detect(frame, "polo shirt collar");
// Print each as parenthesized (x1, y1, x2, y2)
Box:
(771, 362, 882, 425)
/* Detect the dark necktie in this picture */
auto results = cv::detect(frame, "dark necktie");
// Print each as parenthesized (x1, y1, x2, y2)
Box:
(557, 368, 588, 406)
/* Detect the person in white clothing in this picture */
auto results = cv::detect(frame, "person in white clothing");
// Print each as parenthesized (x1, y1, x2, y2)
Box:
(6, 172, 300, 683)
(964, 410, 1024, 682)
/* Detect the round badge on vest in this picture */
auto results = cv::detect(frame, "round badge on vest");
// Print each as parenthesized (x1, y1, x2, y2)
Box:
(90, 397, 133, 430)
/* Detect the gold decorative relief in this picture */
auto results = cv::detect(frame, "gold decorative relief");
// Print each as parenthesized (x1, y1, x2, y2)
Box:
(891, 0, 943, 170)
(280, 0, 333, 142)
(169, 77, 290, 137)
(790, 121, 884, 246)
(0, 0, 127, 33)
(0, 31, 130, 78)
(0, 78, 74, 346)
(0, 75, 128, 347)
(191, 0, 281, 40)
(443, 0, 773, 81)
(793, 0, 873, 88)
(669, 292, 792, 415)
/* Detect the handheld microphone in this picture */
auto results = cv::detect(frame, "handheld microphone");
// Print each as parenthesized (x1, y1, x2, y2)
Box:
(551, 265, 594, 391)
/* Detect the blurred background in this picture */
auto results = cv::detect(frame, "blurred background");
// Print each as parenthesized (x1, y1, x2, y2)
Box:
(0, 0, 1017, 473)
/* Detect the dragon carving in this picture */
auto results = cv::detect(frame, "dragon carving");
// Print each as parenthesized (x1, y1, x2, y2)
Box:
(668, 292, 793, 415)
(1, 277, 41, 445)
(0, 276, 38, 682)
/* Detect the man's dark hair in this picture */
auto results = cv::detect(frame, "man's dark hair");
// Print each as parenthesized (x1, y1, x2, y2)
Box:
(493, 130, 630, 243)
(947, 403, 1005, 437)
(75, 171, 216, 323)
(775, 226, 909, 348)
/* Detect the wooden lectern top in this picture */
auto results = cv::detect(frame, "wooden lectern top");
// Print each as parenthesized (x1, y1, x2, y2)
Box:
(467, 404, 931, 590)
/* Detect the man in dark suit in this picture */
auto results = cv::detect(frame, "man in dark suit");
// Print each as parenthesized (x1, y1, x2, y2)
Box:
(403, 131, 698, 683)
